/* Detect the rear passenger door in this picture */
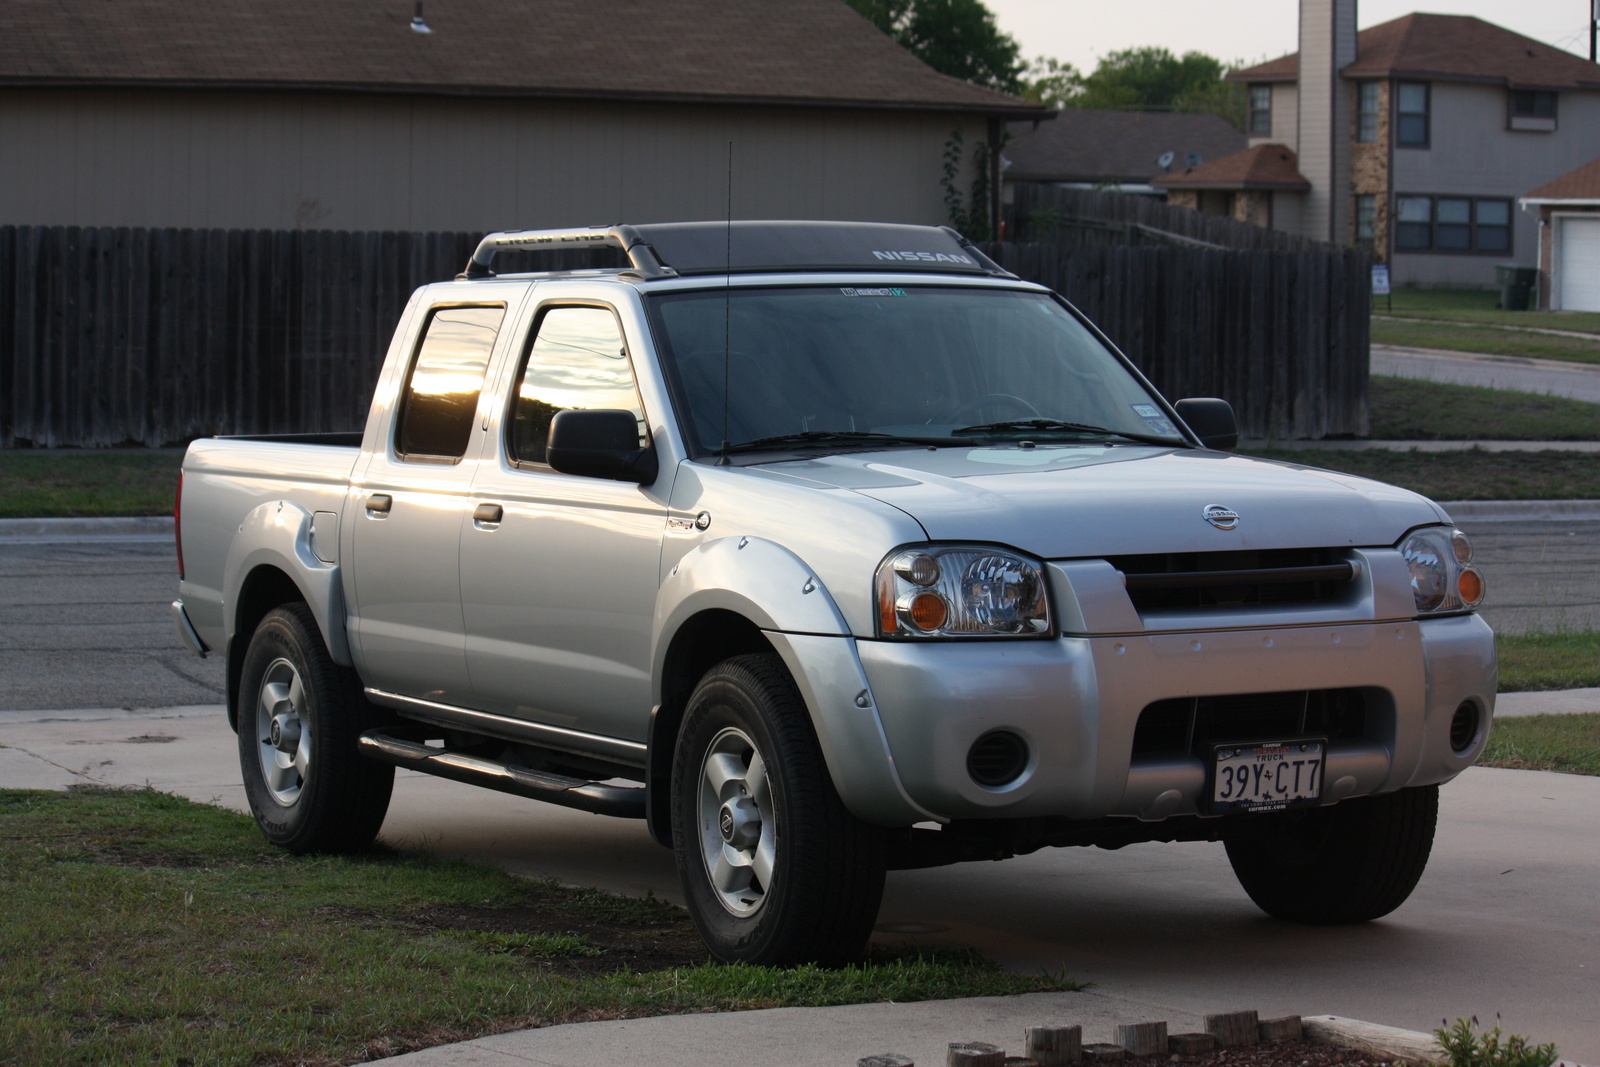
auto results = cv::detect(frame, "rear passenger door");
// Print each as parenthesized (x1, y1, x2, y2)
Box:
(460, 298, 667, 749)
(349, 294, 520, 705)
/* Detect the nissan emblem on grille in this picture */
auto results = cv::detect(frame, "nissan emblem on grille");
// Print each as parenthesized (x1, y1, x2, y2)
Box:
(1203, 504, 1240, 530)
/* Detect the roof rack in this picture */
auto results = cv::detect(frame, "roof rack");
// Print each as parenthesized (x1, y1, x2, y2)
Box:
(460, 226, 672, 281)
(459, 221, 1015, 281)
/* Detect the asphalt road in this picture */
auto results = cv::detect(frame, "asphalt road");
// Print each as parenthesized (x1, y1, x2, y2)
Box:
(1372, 344, 1600, 403)
(2, 515, 1593, 713)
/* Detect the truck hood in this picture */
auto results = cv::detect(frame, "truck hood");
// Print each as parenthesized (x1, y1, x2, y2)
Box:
(755, 445, 1448, 558)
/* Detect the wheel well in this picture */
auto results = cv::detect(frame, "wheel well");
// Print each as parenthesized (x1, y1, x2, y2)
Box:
(646, 609, 773, 846)
(226, 565, 309, 732)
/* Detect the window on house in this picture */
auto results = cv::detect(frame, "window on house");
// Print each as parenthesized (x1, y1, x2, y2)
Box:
(1357, 83, 1380, 143)
(1396, 82, 1429, 146)
(1509, 90, 1557, 131)
(1355, 195, 1377, 247)
(1249, 85, 1272, 135)
(1395, 197, 1432, 250)
(1392, 196, 1513, 254)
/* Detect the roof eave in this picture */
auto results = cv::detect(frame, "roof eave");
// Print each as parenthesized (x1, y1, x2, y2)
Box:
(1155, 180, 1310, 191)
(0, 75, 1055, 117)
(1520, 197, 1600, 207)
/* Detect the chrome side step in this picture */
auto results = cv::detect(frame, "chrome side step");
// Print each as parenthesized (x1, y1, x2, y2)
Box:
(357, 731, 646, 819)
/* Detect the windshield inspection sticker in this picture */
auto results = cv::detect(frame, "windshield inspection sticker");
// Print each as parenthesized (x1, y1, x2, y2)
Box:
(840, 287, 906, 297)
(1131, 403, 1179, 436)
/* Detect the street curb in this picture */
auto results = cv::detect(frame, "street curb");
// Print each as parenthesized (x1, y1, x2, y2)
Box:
(0, 516, 173, 540)
(1439, 500, 1600, 521)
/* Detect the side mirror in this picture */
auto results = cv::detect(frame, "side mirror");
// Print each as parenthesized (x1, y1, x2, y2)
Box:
(547, 409, 659, 484)
(1174, 398, 1238, 451)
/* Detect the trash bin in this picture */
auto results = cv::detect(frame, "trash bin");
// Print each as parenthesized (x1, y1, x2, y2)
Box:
(1496, 264, 1538, 311)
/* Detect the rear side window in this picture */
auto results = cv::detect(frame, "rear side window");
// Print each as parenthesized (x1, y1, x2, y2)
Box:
(508, 305, 646, 466)
(395, 305, 506, 461)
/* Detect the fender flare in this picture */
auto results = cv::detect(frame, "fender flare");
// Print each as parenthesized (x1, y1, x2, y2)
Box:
(651, 535, 848, 692)
(223, 499, 351, 666)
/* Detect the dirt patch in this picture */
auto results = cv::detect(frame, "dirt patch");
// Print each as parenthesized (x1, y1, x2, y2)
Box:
(1159, 1040, 1401, 1067)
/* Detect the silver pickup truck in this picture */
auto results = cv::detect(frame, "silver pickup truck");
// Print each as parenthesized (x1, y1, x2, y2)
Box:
(174, 221, 1495, 966)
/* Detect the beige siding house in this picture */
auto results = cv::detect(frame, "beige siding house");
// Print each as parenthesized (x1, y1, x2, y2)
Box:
(1157, 0, 1600, 287)
(0, 0, 1046, 233)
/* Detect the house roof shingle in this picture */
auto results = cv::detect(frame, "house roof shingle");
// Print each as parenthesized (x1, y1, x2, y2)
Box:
(1003, 110, 1246, 184)
(0, 0, 1047, 115)
(1150, 144, 1311, 191)
(1524, 157, 1600, 201)
(1231, 13, 1600, 92)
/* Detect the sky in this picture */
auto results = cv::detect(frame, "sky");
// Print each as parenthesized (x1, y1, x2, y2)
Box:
(982, 0, 1596, 72)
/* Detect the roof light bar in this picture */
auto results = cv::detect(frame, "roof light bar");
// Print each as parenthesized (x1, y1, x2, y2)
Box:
(460, 226, 672, 280)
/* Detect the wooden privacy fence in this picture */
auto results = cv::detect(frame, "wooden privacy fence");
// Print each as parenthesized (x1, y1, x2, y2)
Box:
(982, 242, 1370, 440)
(1, 226, 1367, 446)
(1007, 184, 1335, 253)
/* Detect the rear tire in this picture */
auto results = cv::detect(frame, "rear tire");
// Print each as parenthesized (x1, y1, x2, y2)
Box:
(671, 653, 888, 966)
(1225, 784, 1438, 924)
(237, 603, 394, 854)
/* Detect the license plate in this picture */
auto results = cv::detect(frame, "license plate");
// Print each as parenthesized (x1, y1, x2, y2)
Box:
(1211, 740, 1324, 813)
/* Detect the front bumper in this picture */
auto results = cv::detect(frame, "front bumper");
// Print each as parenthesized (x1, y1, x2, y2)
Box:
(854, 612, 1496, 823)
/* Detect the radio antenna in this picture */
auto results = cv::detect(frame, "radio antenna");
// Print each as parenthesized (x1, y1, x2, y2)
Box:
(717, 140, 733, 465)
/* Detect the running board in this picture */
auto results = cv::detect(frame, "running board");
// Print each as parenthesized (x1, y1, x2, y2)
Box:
(357, 731, 646, 819)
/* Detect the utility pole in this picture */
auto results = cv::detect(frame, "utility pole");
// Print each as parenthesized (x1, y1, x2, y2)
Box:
(1592, 0, 1597, 62)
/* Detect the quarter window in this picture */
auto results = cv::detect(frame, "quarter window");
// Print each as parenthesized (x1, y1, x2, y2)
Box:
(395, 305, 505, 461)
(1248, 85, 1272, 135)
(508, 306, 646, 467)
(1356, 83, 1380, 143)
(1396, 82, 1429, 147)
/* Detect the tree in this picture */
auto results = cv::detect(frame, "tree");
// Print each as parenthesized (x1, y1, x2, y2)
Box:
(847, 0, 1024, 94)
(1019, 46, 1247, 130)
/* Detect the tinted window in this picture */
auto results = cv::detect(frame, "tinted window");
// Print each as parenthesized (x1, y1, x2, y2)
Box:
(650, 286, 1178, 454)
(396, 305, 505, 460)
(509, 306, 645, 466)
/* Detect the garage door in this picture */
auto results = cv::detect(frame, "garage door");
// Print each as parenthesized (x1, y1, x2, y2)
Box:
(1558, 216, 1600, 311)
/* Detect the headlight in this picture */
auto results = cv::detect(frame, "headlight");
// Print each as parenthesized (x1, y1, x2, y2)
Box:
(876, 545, 1051, 638)
(1398, 526, 1485, 614)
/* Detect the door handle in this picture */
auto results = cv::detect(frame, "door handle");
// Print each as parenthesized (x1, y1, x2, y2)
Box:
(365, 493, 392, 514)
(473, 503, 503, 524)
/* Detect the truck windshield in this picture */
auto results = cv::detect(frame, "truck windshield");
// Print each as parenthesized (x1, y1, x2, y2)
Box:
(647, 285, 1185, 456)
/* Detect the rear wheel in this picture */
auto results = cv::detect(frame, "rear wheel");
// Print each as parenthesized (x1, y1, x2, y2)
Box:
(1225, 784, 1439, 924)
(237, 603, 393, 854)
(671, 654, 888, 966)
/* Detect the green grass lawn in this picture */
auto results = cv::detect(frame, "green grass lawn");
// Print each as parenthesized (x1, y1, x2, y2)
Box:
(0, 450, 182, 518)
(1366, 377, 1600, 441)
(1497, 631, 1600, 692)
(1381, 287, 1600, 334)
(1371, 318, 1600, 364)
(1242, 448, 1600, 501)
(0, 788, 1079, 1067)
(1480, 712, 1600, 776)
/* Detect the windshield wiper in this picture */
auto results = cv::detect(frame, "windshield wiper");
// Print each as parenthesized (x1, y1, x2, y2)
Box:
(721, 430, 956, 455)
(951, 418, 1181, 447)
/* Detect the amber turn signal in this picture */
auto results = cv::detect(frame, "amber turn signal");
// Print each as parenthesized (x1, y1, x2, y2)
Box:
(906, 591, 948, 632)
(1457, 567, 1484, 608)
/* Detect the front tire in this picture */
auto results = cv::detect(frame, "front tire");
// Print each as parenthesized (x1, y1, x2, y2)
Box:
(237, 603, 394, 854)
(671, 654, 888, 966)
(1225, 784, 1439, 924)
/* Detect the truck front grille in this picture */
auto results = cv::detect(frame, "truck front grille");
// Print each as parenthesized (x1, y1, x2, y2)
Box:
(1107, 548, 1355, 612)
(1132, 687, 1368, 756)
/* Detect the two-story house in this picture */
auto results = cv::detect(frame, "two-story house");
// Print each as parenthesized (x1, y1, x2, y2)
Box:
(1154, 0, 1600, 288)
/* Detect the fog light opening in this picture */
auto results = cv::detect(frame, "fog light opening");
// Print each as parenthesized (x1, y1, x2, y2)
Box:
(967, 730, 1029, 788)
(1449, 701, 1480, 754)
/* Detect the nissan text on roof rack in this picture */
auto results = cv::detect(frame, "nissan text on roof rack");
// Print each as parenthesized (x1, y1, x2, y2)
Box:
(173, 221, 1496, 966)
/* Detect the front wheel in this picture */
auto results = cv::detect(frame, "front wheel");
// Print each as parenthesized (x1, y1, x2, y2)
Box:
(237, 603, 394, 854)
(1225, 784, 1439, 924)
(671, 654, 888, 966)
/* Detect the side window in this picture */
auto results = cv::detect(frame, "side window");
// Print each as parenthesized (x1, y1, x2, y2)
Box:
(395, 305, 506, 461)
(509, 306, 646, 467)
